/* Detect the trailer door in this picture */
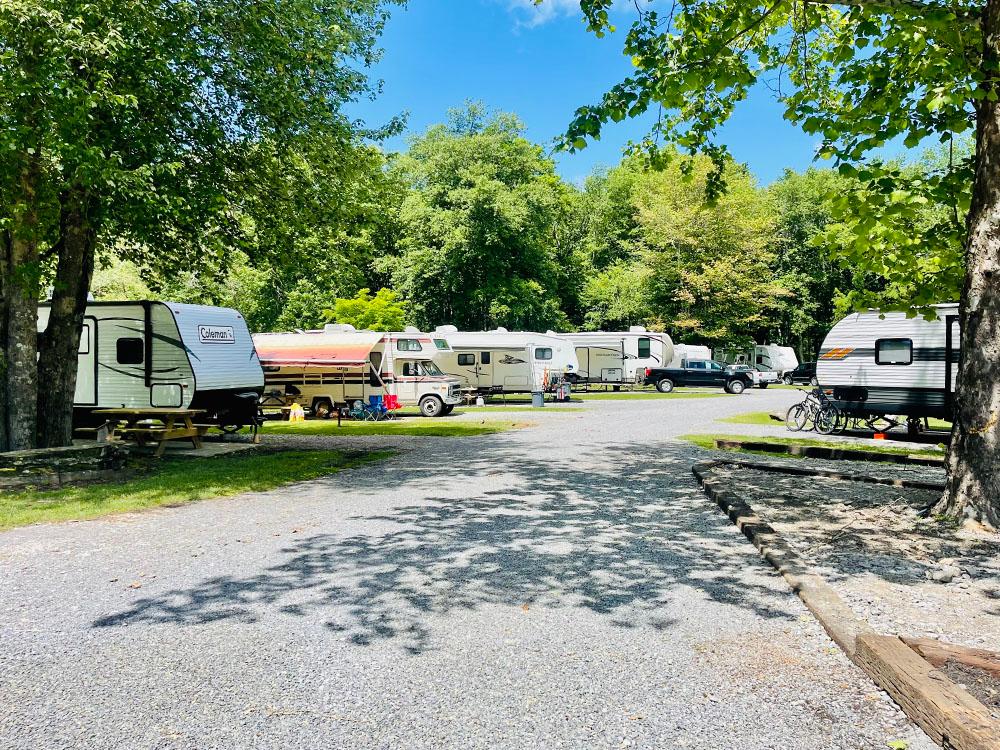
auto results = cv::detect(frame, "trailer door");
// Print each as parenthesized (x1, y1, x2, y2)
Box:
(75, 317, 97, 405)
(477, 351, 493, 390)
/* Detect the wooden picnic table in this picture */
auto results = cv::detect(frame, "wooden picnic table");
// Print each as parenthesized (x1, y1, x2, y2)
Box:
(92, 408, 205, 457)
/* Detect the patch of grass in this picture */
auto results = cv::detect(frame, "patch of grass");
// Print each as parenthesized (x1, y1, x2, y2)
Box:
(0, 449, 390, 531)
(261, 417, 525, 437)
(718, 411, 781, 426)
(680, 433, 945, 459)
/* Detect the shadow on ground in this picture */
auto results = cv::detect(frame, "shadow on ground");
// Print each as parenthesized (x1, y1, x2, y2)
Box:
(93, 442, 800, 653)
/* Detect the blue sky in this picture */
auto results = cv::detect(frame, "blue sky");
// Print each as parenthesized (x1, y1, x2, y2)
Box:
(349, 0, 823, 186)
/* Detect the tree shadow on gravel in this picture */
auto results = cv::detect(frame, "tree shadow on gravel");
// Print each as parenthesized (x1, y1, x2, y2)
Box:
(93, 442, 803, 654)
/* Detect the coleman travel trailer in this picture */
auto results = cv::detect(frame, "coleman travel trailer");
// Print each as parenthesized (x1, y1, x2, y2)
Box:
(38, 301, 264, 429)
(555, 327, 674, 387)
(253, 325, 462, 417)
(816, 304, 960, 423)
(432, 327, 579, 395)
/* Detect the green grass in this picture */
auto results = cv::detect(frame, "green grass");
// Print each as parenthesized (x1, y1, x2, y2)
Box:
(0, 449, 390, 531)
(261, 417, 526, 437)
(680, 432, 945, 459)
(718, 411, 782, 426)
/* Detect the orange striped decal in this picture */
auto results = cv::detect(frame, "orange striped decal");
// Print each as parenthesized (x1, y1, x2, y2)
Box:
(820, 347, 855, 360)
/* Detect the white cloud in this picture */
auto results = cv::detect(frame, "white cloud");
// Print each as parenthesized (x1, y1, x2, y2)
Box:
(503, 0, 585, 28)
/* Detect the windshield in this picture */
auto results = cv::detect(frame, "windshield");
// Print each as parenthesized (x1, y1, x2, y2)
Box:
(421, 360, 444, 376)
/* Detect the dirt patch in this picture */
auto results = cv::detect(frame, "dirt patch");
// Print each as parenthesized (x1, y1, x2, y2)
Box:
(940, 661, 1000, 711)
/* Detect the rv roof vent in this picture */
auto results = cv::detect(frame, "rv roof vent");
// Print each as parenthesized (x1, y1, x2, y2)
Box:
(435, 324, 458, 334)
(324, 323, 356, 333)
(404, 326, 420, 333)
(545, 330, 556, 336)
(494, 326, 509, 333)
(629, 325, 647, 333)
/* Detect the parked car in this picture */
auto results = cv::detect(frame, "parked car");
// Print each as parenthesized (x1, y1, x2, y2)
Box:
(728, 363, 779, 389)
(783, 361, 818, 386)
(643, 359, 755, 394)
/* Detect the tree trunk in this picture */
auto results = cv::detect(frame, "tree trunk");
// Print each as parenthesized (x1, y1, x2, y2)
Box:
(936, 0, 1000, 530)
(36, 186, 97, 447)
(1, 161, 42, 452)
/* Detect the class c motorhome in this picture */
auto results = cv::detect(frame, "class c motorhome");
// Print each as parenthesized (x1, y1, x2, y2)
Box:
(432, 327, 579, 395)
(816, 304, 960, 421)
(38, 301, 264, 428)
(253, 325, 462, 417)
(555, 327, 674, 386)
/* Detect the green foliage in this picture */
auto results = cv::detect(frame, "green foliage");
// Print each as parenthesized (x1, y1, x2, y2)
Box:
(325, 287, 408, 331)
(383, 103, 577, 331)
(565, 0, 975, 313)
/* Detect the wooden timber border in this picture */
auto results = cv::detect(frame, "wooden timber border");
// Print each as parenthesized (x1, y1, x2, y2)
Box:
(692, 458, 1000, 750)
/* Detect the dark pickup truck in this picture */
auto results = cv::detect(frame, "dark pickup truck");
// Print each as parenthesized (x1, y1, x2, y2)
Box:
(643, 359, 754, 394)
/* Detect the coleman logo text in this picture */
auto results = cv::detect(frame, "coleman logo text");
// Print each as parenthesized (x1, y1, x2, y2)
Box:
(198, 325, 235, 344)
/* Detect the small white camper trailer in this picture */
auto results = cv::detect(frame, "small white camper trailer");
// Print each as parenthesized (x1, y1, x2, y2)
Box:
(432, 327, 579, 394)
(556, 328, 674, 386)
(816, 304, 960, 421)
(37, 301, 264, 427)
(253, 325, 462, 417)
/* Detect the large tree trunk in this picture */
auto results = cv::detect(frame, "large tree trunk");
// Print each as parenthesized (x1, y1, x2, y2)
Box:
(937, 0, 1000, 530)
(1, 160, 42, 452)
(36, 186, 97, 447)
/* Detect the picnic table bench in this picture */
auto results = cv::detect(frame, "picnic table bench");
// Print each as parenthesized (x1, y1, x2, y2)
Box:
(92, 408, 205, 457)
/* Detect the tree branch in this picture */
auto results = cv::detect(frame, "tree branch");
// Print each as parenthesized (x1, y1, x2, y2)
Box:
(804, 0, 981, 21)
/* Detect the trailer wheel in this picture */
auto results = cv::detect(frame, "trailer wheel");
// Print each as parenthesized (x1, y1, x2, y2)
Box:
(655, 378, 674, 393)
(419, 395, 444, 418)
(782, 374, 793, 385)
(726, 379, 747, 395)
(312, 399, 333, 419)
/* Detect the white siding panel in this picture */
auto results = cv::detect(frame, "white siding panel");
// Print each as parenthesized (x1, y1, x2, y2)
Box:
(167, 304, 263, 392)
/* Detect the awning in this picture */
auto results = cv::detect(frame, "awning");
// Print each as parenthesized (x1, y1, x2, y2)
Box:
(253, 330, 384, 368)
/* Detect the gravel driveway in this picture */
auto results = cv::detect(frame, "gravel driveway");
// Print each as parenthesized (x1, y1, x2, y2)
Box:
(0, 390, 935, 749)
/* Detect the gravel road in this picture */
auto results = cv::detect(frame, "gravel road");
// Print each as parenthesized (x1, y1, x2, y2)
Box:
(0, 390, 936, 749)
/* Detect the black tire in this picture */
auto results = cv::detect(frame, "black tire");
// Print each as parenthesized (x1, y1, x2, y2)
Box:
(655, 378, 674, 393)
(782, 375, 793, 385)
(809, 375, 819, 386)
(758, 383, 769, 389)
(815, 405, 841, 435)
(785, 403, 808, 431)
(312, 398, 333, 419)
(442, 404, 455, 415)
(727, 379, 746, 395)
(419, 395, 444, 418)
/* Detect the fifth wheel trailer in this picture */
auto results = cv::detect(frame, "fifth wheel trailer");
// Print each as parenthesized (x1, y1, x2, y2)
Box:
(37, 301, 264, 428)
(816, 304, 960, 421)
(555, 328, 674, 386)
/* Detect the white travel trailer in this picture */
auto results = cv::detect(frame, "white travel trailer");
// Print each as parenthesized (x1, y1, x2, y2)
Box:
(668, 344, 713, 367)
(253, 325, 462, 417)
(556, 327, 674, 386)
(816, 304, 960, 422)
(754, 344, 799, 378)
(433, 327, 579, 395)
(37, 301, 264, 427)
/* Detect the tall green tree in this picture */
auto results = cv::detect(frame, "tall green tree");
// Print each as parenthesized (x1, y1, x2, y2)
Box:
(0, 0, 401, 450)
(562, 0, 999, 528)
(384, 104, 577, 331)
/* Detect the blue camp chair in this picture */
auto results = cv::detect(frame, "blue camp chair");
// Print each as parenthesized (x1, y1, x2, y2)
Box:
(367, 395, 388, 421)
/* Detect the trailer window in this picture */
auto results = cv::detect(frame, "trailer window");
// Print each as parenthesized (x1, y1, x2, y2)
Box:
(534, 348, 553, 361)
(481, 351, 491, 365)
(78, 323, 91, 354)
(396, 338, 422, 351)
(876, 339, 912, 365)
(116, 337, 144, 365)
(637, 337, 651, 358)
(458, 353, 475, 366)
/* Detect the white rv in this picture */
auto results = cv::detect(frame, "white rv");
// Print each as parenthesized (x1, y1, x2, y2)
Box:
(433, 327, 579, 395)
(668, 344, 713, 367)
(38, 301, 264, 427)
(556, 327, 674, 386)
(253, 325, 462, 417)
(816, 304, 960, 421)
(754, 345, 799, 378)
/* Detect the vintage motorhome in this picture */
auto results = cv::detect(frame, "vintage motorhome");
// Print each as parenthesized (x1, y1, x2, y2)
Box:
(38, 301, 264, 427)
(816, 304, 960, 421)
(555, 328, 674, 386)
(432, 327, 579, 394)
(253, 325, 462, 417)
